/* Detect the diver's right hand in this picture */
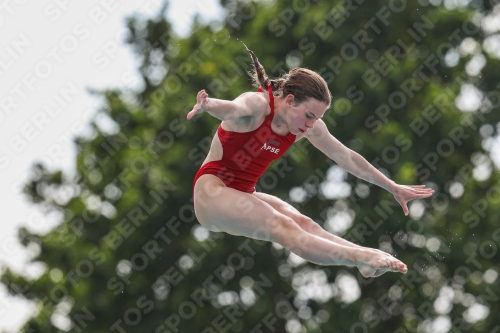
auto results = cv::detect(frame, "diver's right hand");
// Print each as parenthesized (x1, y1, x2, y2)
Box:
(187, 90, 209, 120)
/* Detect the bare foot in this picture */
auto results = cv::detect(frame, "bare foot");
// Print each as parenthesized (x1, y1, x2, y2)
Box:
(357, 248, 407, 278)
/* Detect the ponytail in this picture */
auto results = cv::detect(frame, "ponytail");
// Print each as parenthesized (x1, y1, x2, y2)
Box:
(245, 45, 268, 89)
(244, 44, 331, 106)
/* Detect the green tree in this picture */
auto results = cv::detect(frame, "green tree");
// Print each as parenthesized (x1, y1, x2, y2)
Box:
(2, 0, 499, 332)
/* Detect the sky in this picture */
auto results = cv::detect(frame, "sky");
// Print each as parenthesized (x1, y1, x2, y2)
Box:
(0, 0, 224, 331)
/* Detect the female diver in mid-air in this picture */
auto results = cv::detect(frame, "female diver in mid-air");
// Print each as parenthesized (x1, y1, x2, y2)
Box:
(187, 48, 434, 278)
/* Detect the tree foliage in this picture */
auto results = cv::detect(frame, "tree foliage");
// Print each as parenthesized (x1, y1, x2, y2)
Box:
(2, 0, 500, 332)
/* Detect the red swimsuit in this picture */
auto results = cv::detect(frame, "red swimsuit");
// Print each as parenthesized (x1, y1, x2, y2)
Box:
(193, 85, 296, 197)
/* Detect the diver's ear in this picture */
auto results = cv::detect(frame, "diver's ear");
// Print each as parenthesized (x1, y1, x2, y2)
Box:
(285, 94, 295, 106)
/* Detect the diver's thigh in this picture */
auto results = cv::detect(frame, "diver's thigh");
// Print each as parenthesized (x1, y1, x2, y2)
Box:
(193, 175, 297, 242)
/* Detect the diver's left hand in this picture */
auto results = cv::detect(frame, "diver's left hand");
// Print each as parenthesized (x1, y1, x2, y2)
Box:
(392, 184, 435, 216)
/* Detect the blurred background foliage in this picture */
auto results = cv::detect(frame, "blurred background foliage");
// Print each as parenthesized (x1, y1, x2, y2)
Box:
(2, 0, 500, 332)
